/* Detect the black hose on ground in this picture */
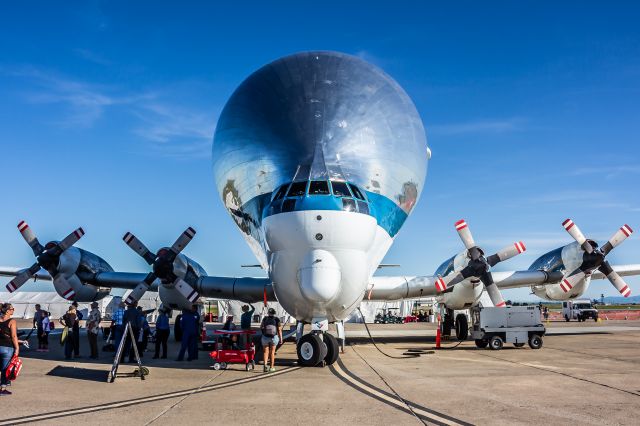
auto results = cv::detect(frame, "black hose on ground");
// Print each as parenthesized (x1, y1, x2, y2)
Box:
(356, 308, 434, 359)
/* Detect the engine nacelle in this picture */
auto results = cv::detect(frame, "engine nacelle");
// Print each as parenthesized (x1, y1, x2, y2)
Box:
(433, 252, 483, 309)
(157, 254, 207, 310)
(57, 247, 112, 301)
(528, 242, 590, 300)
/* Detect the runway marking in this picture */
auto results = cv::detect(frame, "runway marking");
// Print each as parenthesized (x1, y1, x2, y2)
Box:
(0, 366, 301, 425)
(472, 351, 640, 398)
(330, 356, 472, 426)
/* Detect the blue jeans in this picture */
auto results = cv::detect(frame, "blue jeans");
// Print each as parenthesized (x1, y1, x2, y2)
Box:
(0, 346, 15, 386)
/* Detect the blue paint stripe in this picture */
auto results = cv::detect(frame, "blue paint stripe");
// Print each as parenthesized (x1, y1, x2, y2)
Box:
(236, 190, 408, 238)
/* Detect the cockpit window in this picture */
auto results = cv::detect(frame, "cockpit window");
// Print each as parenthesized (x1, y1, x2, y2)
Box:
(348, 183, 365, 201)
(273, 184, 289, 201)
(308, 180, 330, 195)
(342, 198, 356, 212)
(287, 181, 307, 197)
(331, 181, 351, 197)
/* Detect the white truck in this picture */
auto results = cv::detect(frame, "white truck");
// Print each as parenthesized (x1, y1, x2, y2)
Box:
(562, 299, 598, 322)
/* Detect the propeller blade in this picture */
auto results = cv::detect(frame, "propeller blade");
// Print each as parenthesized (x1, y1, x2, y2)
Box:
(53, 274, 76, 300)
(562, 219, 593, 254)
(17, 220, 43, 256)
(454, 220, 476, 250)
(173, 277, 200, 303)
(559, 270, 586, 293)
(487, 241, 526, 267)
(5, 263, 40, 292)
(599, 261, 632, 297)
(58, 227, 85, 251)
(479, 271, 506, 307)
(600, 224, 633, 256)
(435, 264, 479, 292)
(170, 227, 196, 254)
(123, 232, 156, 265)
(125, 282, 151, 305)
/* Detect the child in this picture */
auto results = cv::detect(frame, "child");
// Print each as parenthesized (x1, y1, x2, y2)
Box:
(41, 311, 51, 352)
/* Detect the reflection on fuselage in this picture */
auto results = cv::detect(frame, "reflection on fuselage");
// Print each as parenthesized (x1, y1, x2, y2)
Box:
(212, 51, 429, 321)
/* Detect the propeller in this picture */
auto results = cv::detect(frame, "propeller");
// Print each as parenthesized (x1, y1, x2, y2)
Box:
(561, 219, 633, 297)
(6, 221, 85, 300)
(434, 219, 526, 307)
(122, 227, 200, 305)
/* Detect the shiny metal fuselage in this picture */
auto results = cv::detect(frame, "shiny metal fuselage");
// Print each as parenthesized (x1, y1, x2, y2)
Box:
(212, 51, 428, 322)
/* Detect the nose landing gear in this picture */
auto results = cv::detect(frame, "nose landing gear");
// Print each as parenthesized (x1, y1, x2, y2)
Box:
(296, 331, 340, 367)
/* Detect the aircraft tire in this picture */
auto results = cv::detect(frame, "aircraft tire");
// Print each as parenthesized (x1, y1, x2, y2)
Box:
(323, 333, 340, 365)
(297, 333, 325, 367)
(455, 314, 468, 340)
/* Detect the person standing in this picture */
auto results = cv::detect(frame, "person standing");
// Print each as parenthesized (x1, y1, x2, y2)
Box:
(260, 308, 282, 373)
(71, 301, 82, 358)
(1, 303, 26, 395)
(176, 306, 198, 361)
(153, 309, 170, 359)
(240, 304, 255, 347)
(86, 302, 101, 359)
(122, 302, 141, 363)
(137, 306, 150, 355)
(33, 304, 44, 351)
(111, 302, 125, 350)
(60, 307, 78, 360)
(41, 311, 51, 352)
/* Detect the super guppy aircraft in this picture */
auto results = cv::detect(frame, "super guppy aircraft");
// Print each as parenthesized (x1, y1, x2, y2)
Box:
(3, 51, 639, 366)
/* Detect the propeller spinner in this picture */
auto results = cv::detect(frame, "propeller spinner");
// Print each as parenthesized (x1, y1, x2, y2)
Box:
(6, 221, 85, 300)
(434, 219, 526, 307)
(122, 227, 200, 305)
(561, 219, 633, 297)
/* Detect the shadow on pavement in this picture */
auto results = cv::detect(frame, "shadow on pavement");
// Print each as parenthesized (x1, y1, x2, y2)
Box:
(47, 365, 110, 382)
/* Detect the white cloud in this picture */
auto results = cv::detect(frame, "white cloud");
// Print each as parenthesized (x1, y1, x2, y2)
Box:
(429, 117, 526, 135)
(8, 66, 217, 158)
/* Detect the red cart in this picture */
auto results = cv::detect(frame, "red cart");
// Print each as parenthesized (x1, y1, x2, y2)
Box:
(209, 329, 256, 371)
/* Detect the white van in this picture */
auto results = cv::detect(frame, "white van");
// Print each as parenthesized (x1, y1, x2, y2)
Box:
(562, 299, 598, 322)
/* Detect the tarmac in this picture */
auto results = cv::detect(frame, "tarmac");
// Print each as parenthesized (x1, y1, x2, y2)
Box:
(3, 320, 640, 425)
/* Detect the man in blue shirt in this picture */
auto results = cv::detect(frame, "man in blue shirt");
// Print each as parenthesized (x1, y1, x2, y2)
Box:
(111, 302, 125, 350)
(176, 306, 199, 361)
(153, 309, 170, 359)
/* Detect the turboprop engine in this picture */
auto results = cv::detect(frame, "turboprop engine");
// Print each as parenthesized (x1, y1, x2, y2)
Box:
(6, 221, 110, 301)
(432, 219, 526, 309)
(122, 227, 207, 309)
(530, 220, 634, 300)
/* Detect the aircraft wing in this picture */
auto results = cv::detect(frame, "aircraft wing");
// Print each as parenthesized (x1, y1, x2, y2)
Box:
(366, 263, 640, 301)
(0, 266, 52, 281)
(366, 270, 564, 301)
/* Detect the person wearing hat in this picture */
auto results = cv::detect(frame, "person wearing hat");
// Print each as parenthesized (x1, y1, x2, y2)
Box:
(86, 301, 102, 359)
(260, 308, 282, 373)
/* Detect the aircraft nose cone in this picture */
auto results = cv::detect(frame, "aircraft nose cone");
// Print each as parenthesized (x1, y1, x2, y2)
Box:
(297, 249, 341, 303)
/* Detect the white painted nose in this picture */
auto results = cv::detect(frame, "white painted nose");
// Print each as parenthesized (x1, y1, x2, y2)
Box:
(297, 249, 341, 303)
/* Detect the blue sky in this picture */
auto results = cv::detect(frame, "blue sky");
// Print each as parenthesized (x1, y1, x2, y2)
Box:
(0, 1, 638, 300)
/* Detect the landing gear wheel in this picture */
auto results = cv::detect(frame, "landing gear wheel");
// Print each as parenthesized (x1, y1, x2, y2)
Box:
(323, 332, 340, 365)
(475, 339, 488, 349)
(297, 333, 326, 367)
(513, 342, 525, 348)
(455, 314, 468, 340)
(212, 362, 221, 370)
(489, 336, 503, 350)
(528, 334, 543, 349)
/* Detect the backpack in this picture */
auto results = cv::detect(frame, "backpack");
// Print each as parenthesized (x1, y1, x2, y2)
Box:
(6, 355, 23, 381)
(262, 316, 278, 338)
